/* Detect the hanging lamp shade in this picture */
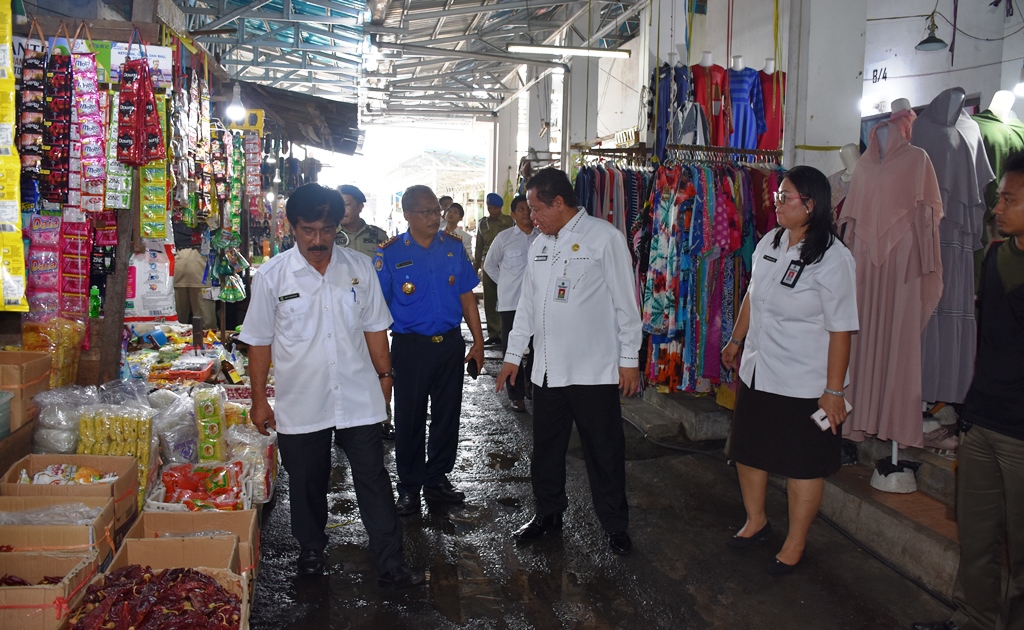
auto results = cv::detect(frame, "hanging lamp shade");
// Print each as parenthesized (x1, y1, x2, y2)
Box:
(916, 14, 948, 51)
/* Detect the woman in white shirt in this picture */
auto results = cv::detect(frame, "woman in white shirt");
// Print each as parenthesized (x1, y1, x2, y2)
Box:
(720, 165, 859, 575)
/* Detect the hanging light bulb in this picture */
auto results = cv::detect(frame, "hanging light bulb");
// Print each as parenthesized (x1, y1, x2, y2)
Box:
(226, 83, 246, 122)
(273, 169, 281, 184)
(266, 191, 275, 202)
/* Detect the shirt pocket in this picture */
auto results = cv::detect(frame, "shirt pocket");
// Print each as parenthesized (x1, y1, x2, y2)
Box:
(505, 249, 526, 272)
(276, 296, 313, 341)
(565, 251, 597, 290)
(341, 285, 368, 328)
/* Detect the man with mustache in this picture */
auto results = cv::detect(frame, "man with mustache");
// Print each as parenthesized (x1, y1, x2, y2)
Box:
(914, 152, 1024, 630)
(375, 185, 485, 516)
(240, 184, 423, 588)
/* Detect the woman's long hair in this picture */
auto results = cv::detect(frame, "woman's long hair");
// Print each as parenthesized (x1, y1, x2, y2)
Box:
(771, 165, 840, 265)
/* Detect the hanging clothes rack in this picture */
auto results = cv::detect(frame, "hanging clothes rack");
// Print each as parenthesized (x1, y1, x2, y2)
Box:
(665, 143, 783, 164)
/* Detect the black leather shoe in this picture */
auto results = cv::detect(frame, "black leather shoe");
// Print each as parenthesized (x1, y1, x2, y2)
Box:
(395, 492, 420, 516)
(767, 557, 801, 576)
(513, 513, 563, 541)
(608, 531, 632, 555)
(378, 564, 425, 589)
(510, 399, 526, 412)
(423, 479, 465, 503)
(297, 549, 325, 576)
(381, 423, 395, 440)
(911, 622, 958, 630)
(725, 521, 772, 549)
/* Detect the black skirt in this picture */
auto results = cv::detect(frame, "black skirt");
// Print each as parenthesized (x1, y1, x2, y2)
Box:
(727, 376, 841, 479)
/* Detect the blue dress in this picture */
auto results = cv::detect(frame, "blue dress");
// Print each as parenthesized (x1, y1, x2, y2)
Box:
(727, 68, 766, 150)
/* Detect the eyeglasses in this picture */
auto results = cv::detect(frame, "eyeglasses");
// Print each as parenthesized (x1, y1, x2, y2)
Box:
(407, 207, 442, 216)
(772, 191, 811, 205)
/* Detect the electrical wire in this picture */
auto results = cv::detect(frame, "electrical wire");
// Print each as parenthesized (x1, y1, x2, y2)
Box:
(621, 411, 957, 611)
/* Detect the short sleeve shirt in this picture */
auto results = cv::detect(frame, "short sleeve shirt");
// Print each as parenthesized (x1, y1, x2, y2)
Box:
(238, 246, 393, 434)
(738, 230, 859, 398)
(375, 230, 479, 335)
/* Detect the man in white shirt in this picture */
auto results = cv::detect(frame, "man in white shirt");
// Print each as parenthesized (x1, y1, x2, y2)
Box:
(484, 194, 538, 412)
(496, 168, 642, 556)
(240, 184, 423, 589)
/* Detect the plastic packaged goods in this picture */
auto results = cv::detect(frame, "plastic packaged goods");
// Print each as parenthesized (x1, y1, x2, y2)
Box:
(152, 390, 198, 465)
(22, 463, 117, 485)
(192, 385, 227, 463)
(226, 424, 276, 503)
(22, 317, 86, 387)
(160, 460, 246, 511)
(97, 378, 151, 407)
(0, 501, 102, 526)
(32, 385, 100, 454)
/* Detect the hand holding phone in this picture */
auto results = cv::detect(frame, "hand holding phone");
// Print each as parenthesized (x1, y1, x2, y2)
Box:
(466, 357, 479, 380)
(811, 398, 853, 431)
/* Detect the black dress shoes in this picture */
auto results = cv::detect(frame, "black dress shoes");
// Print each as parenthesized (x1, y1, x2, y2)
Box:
(725, 521, 772, 549)
(911, 622, 959, 630)
(395, 492, 420, 516)
(297, 549, 325, 576)
(608, 531, 632, 555)
(767, 557, 801, 576)
(381, 423, 395, 440)
(510, 399, 526, 412)
(378, 564, 426, 589)
(423, 479, 465, 503)
(513, 513, 563, 540)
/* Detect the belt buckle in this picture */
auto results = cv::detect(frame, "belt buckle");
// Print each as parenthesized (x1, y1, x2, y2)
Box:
(431, 335, 443, 343)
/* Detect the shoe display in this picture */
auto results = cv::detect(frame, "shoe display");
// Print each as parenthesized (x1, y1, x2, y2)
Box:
(377, 564, 426, 589)
(513, 513, 563, 540)
(381, 423, 395, 440)
(510, 399, 526, 412)
(395, 492, 420, 516)
(725, 521, 772, 549)
(607, 531, 632, 555)
(767, 557, 801, 576)
(297, 549, 325, 576)
(911, 622, 958, 630)
(423, 479, 465, 503)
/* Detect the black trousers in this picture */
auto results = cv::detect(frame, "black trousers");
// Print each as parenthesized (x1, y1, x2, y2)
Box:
(277, 424, 403, 575)
(391, 330, 465, 495)
(532, 382, 629, 533)
(499, 310, 533, 402)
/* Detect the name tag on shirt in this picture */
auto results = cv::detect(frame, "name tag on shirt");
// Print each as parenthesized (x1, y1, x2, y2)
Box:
(396, 260, 413, 269)
(554, 277, 570, 302)
(763, 255, 778, 263)
(278, 293, 300, 302)
(781, 261, 805, 288)
(534, 255, 548, 261)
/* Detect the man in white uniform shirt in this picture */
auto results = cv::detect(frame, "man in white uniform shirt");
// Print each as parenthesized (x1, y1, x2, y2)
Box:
(496, 168, 642, 556)
(240, 184, 423, 588)
(484, 194, 538, 412)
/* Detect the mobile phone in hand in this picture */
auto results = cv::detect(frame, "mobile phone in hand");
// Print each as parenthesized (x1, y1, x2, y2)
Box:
(467, 358, 479, 380)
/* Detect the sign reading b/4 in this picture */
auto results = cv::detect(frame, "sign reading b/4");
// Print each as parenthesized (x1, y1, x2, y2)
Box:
(871, 67, 888, 83)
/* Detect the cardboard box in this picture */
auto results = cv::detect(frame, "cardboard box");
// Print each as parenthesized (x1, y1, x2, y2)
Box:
(0, 551, 98, 630)
(0, 455, 139, 543)
(0, 496, 115, 571)
(0, 351, 51, 431)
(126, 509, 260, 580)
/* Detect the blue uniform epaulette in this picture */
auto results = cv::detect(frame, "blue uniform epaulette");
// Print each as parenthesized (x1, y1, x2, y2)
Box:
(380, 234, 401, 249)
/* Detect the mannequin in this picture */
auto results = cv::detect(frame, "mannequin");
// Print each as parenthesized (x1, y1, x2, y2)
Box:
(762, 58, 775, 74)
(757, 59, 786, 151)
(699, 51, 713, 67)
(988, 89, 1015, 122)
(839, 143, 860, 182)
(890, 98, 911, 113)
(731, 55, 745, 71)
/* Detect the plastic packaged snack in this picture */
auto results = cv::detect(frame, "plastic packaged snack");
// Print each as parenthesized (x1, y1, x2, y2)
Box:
(192, 385, 227, 463)
(226, 424, 277, 503)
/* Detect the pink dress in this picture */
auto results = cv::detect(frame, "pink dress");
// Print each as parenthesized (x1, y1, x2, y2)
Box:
(837, 121, 944, 448)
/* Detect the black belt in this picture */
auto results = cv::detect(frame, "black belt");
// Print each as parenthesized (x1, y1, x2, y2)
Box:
(391, 327, 462, 344)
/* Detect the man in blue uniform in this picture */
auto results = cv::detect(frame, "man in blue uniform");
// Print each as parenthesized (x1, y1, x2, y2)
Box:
(375, 185, 485, 515)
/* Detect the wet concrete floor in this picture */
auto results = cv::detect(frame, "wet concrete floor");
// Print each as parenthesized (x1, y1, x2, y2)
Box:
(250, 348, 952, 630)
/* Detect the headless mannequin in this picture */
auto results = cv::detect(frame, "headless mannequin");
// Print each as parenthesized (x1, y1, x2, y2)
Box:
(763, 58, 775, 74)
(988, 89, 1015, 122)
(731, 55, 745, 72)
(839, 143, 860, 183)
(891, 98, 911, 114)
(699, 51, 713, 67)
(947, 88, 966, 123)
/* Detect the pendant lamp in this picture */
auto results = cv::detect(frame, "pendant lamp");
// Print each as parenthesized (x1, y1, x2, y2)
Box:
(915, 13, 948, 52)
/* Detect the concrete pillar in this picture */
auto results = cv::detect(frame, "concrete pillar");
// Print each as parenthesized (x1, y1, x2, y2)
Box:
(784, 0, 867, 174)
(492, 103, 517, 209)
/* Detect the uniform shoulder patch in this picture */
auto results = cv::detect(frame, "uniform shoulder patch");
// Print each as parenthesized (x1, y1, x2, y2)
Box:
(443, 228, 461, 239)
(380, 234, 400, 249)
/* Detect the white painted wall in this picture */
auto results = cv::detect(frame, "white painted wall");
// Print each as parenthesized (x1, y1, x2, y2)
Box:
(596, 37, 645, 140)
(861, 1, 1006, 115)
